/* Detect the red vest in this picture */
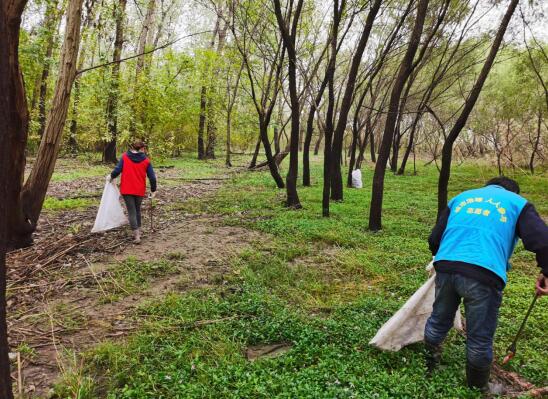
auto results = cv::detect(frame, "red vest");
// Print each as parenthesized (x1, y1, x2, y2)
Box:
(120, 153, 150, 196)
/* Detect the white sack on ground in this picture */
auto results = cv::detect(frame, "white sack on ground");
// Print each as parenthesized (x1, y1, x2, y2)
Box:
(91, 180, 128, 233)
(351, 169, 363, 188)
(369, 263, 463, 352)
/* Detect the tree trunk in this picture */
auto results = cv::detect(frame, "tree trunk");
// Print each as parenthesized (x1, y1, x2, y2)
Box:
(398, 111, 422, 175)
(369, 0, 429, 231)
(249, 135, 261, 168)
(314, 126, 324, 155)
(273, 0, 304, 208)
(197, 17, 220, 159)
(103, 0, 126, 163)
(330, 0, 382, 201)
(20, 0, 84, 239)
(37, 1, 62, 139)
(0, 0, 30, 395)
(260, 120, 285, 188)
(529, 111, 541, 174)
(130, 0, 156, 136)
(303, 75, 329, 186)
(206, 8, 230, 159)
(437, 0, 518, 219)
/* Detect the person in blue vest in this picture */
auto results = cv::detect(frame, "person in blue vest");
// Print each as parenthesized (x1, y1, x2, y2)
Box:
(424, 176, 548, 393)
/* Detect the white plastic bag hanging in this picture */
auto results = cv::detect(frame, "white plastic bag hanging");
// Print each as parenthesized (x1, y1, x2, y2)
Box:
(369, 261, 463, 351)
(91, 179, 128, 233)
(351, 169, 363, 188)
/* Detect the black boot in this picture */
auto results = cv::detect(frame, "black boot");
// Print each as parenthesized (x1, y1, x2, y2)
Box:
(466, 362, 490, 393)
(424, 341, 442, 375)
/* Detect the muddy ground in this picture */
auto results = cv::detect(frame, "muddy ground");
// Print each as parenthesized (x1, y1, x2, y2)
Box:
(7, 165, 259, 398)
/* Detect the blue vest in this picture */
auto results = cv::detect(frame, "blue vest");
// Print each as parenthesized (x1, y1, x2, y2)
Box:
(435, 185, 527, 283)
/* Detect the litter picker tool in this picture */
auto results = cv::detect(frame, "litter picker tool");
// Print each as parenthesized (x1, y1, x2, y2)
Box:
(502, 293, 539, 365)
(148, 193, 155, 232)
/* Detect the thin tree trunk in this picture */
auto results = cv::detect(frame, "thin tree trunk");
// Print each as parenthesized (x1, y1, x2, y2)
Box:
(330, 0, 382, 201)
(398, 111, 423, 175)
(103, 0, 127, 163)
(37, 0, 61, 138)
(437, 0, 519, 218)
(20, 0, 84, 236)
(130, 0, 156, 136)
(249, 135, 261, 168)
(369, 0, 429, 231)
(273, 0, 304, 208)
(198, 16, 220, 159)
(529, 111, 541, 174)
(0, 0, 30, 395)
(314, 125, 324, 155)
(260, 120, 285, 188)
(206, 7, 230, 159)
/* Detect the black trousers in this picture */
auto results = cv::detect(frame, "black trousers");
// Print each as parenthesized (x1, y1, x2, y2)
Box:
(122, 195, 143, 230)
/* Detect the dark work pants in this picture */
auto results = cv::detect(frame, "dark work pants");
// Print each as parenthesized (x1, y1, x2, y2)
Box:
(424, 272, 503, 369)
(123, 195, 143, 230)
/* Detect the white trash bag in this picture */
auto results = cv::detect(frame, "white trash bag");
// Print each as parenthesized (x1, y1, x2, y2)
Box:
(351, 169, 363, 188)
(91, 178, 128, 233)
(369, 260, 463, 351)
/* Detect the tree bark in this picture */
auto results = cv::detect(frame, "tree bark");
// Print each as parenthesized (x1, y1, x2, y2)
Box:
(37, 0, 61, 139)
(330, 0, 382, 201)
(197, 15, 220, 159)
(129, 0, 156, 136)
(249, 135, 261, 169)
(437, 0, 519, 218)
(273, 0, 304, 208)
(206, 7, 230, 159)
(369, 0, 429, 231)
(21, 0, 84, 236)
(529, 111, 541, 174)
(103, 0, 127, 163)
(0, 0, 30, 395)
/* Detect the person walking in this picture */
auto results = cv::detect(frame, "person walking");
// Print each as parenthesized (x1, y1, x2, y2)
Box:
(108, 140, 157, 244)
(425, 176, 548, 393)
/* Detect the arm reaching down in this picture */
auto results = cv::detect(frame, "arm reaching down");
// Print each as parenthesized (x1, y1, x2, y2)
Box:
(147, 163, 157, 192)
(429, 207, 450, 256)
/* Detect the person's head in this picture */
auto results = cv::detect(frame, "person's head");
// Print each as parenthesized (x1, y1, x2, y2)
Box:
(485, 176, 520, 194)
(131, 140, 147, 152)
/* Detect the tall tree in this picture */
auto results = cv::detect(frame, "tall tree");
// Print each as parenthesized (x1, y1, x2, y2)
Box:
(19, 0, 85, 241)
(329, 0, 382, 201)
(437, 0, 519, 217)
(273, 0, 304, 208)
(36, 0, 62, 138)
(369, 0, 430, 231)
(103, 0, 127, 163)
(0, 0, 29, 395)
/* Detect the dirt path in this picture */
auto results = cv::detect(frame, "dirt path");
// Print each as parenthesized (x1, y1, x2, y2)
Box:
(7, 166, 259, 398)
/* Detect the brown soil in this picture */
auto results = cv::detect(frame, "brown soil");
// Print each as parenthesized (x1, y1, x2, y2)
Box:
(6, 166, 258, 398)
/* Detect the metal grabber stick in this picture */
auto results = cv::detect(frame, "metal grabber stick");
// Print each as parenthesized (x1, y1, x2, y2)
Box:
(148, 194, 154, 232)
(502, 293, 539, 365)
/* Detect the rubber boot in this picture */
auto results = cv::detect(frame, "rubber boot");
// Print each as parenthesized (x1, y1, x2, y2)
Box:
(133, 228, 141, 244)
(424, 341, 442, 375)
(466, 362, 490, 393)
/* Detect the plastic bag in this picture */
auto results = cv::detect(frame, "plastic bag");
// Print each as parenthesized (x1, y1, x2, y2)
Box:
(351, 169, 363, 188)
(91, 180, 128, 233)
(369, 261, 463, 351)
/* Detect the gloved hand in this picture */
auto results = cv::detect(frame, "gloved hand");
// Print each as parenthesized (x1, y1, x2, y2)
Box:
(149, 191, 157, 199)
(106, 174, 112, 183)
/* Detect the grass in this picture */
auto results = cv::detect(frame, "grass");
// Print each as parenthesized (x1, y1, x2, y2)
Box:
(52, 155, 547, 398)
(43, 197, 97, 211)
(99, 257, 177, 303)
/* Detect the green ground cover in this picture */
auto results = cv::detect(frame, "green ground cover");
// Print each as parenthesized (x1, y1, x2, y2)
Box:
(54, 157, 547, 398)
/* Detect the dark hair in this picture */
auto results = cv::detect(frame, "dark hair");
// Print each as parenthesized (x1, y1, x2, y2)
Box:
(485, 176, 520, 194)
(131, 140, 146, 151)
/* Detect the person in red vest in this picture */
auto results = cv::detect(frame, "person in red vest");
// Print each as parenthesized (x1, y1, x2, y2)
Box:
(108, 140, 157, 243)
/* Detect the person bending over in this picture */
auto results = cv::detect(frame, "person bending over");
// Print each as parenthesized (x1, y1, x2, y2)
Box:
(109, 140, 157, 244)
(425, 176, 548, 393)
